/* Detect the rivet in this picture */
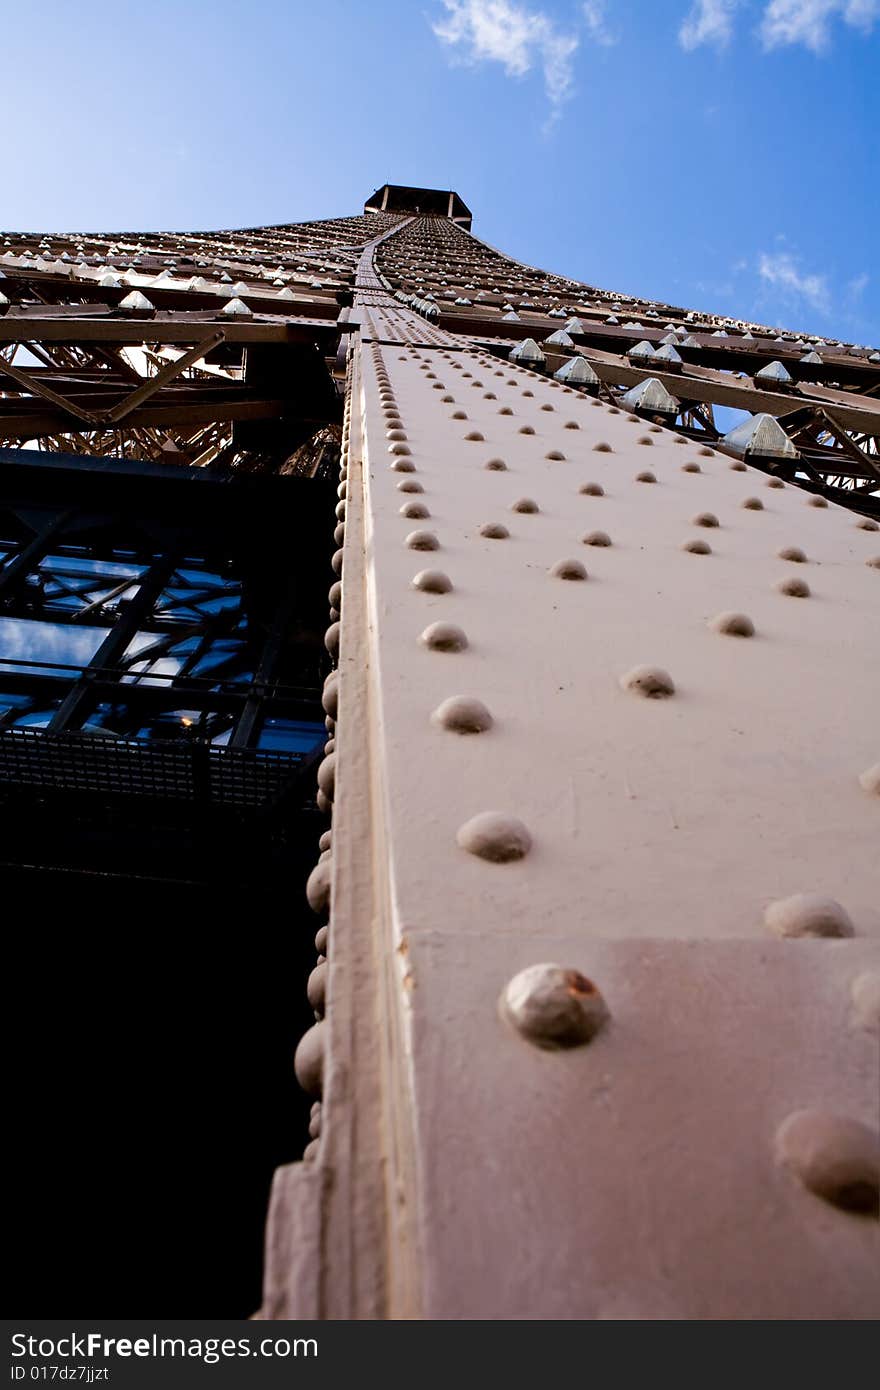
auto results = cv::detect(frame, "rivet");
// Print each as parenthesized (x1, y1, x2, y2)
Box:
(545, 450, 565, 460)
(807, 495, 829, 508)
(457, 811, 532, 862)
(856, 518, 879, 531)
(778, 546, 807, 562)
(308, 1104, 322, 1139)
(306, 859, 331, 915)
(307, 961, 327, 1015)
(636, 436, 654, 446)
(511, 497, 539, 513)
(431, 695, 493, 734)
(412, 569, 452, 593)
(451, 410, 468, 419)
(479, 522, 509, 539)
(682, 461, 701, 473)
(635, 470, 657, 483)
(582, 530, 611, 547)
(692, 512, 719, 528)
(742, 496, 764, 510)
(626, 413, 639, 422)
(764, 893, 854, 939)
(620, 665, 675, 698)
(317, 753, 336, 800)
(774, 1109, 879, 1215)
(729, 459, 747, 471)
(777, 576, 810, 597)
(335, 500, 346, 520)
(608, 406, 620, 414)
(324, 622, 340, 658)
(698, 447, 715, 457)
(334, 522, 345, 546)
(681, 538, 711, 554)
(386, 428, 407, 441)
(405, 530, 439, 551)
(318, 830, 332, 853)
(390, 458, 416, 473)
(397, 478, 424, 493)
(400, 501, 429, 519)
(420, 621, 468, 652)
(580, 482, 605, 496)
(541, 403, 554, 412)
(709, 611, 754, 637)
(331, 548, 344, 574)
(564, 420, 580, 429)
(316, 789, 331, 816)
(851, 971, 880, 1033)
(465, 430, 485, 441)
(485, 458, 507, 470)
(766, 477, 785, 488)
(302, 1138, 320, 1162)
(858, 763, 880, 796)
(549, 558, 588, 580)
(294, 1020, 325, 1097)
(314, 923, 329, 954)
(500, 963, 609, 1049)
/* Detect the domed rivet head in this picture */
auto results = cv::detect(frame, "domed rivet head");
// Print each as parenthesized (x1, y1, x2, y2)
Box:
(431, 696, 493, 734)
(564, 420, 580, 429)
(766, 477, 785, 488)
(316, 789, 331, 816)
(859, 763, 880, 796)
(742, 496, 764, 510)
(866, 556, 880, 569)
(412, 569, 452, 594)
(457, 811, 531, 863)
(420, 621, 468, 652)
(306, 859, 332, 916)
(511, 497, 539, 513)
(334, 523, 345, 546)
(386, 428, 407, 441)
(580, 482, 605, 496)
(764, 893, 854, 939)
(681, 538, 711, 554)
(549, 558, 588, 580)
(485, 457, 507, 471)
(406, 530, 439, 551)
(635, 470, 656, 483)
(777, 576, 810, 597)
(397, 478, 423, 493)
(328, 580, 342, 610)
(774, 1109, 879, 1215)
(294, 1020, 326, 1097)
(856, 518, 879, 531)
(400, 501, 429, 519)
(388, 441, 411, 456)
(709, 611, 755, 637)
(451, 410, 467, 419)
(331, 548, 344, 574)
(500, 964, 610, 1050)
(850, 972, 880, 1034)
(778, 546, 807, 563)
(479, 522, 509, 539)
(314, 923, 329, 954)
(324, 621, 340, 658)
(636, 436, 654, 447)
(302, 1138, 320, 1161)
(321, 675, 338, 720)
(692, 512, 719, 528)
(465, 430, 484, 441)
(620, 665, 675, 698)
(698, 447, 715, 457)
(317, 753, 336, 800)
(518, 425, 535, 435)
(808, 495, 829, 508)
(318, 830, 332, 853)
(308, 1104, 322, 1139)
(729, 460, 747, 471)
(545, 450, 565, 461)
(682, 461, 701, 473)
(390, 458, 416, 473)
(582, 530, 611, 547)
(307, 961, 328, 1015)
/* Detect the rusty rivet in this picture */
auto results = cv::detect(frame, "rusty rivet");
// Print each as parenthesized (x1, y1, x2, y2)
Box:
(775, 1109, 879, 1215)
(709, 611, 755, 637)
(431, 696, 493, 734)
(306, 859, 331, 916)
(778, 545, 807, 562)
(412, 569, 452, 594)
(620, 665, 675, 698)
(406, 530, 439, 551)
(500, 963, 609, 1049)
(859, 763, 880, 796)
(457, 811, 532, 863)
(777, 576, 810, 597)
(681, 538, 711, 554)
(400, 501, 430, 519)
(420, 622, 468, 652)
(764, 893, 854, 939)
(294, 1020, 326, 1097)
(549, 558, 588, 580)
(479, 522, 509, 539)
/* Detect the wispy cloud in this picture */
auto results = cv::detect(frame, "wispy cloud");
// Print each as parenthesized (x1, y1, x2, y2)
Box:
(847, 272, 869, 300)
(759, 0, 880, 52)
(582, 1, 617, 46)
(431, 1, 580, 119)
(757, 250, 830, 313)
(679, 0, 739, 50)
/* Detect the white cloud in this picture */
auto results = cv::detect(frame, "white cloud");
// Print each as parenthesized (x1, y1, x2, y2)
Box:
(679, 0, 739, 49)
(582, 1, 617, 46)
(432, 1, 580, 115)
(759, 0, 880, 52)
(757, 250, 830, 312)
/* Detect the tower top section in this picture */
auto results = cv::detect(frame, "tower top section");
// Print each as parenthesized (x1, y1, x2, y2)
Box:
(364, 183, 472, 229)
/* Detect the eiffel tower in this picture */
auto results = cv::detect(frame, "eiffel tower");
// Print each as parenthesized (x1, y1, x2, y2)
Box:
(3, 184, 877, 1319)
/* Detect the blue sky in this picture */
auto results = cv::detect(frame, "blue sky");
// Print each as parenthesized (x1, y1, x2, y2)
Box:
(3, 0, 878, 344)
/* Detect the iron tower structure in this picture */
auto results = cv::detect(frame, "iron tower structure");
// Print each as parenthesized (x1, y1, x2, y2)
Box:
(3, 184, 878, 1319)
